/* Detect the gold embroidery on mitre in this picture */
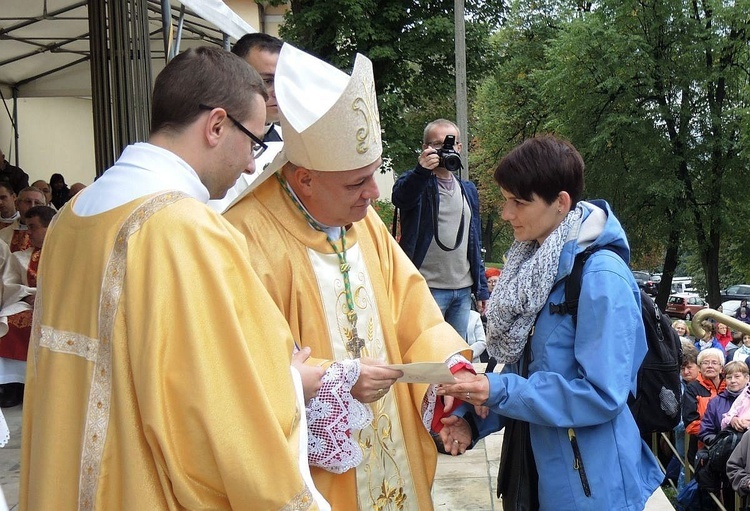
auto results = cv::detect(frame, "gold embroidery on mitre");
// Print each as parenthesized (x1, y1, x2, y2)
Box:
(352, 77, 380, 155)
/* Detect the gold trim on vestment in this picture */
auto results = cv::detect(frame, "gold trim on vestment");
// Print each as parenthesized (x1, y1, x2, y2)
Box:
(279, 487, 315, 511)
(308, 245, 418, 510)
(72, 192, 189, 511)
(39, 326, 99, 361)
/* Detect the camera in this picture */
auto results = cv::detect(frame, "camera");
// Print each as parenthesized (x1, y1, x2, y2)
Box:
(436, 135, 462, 172)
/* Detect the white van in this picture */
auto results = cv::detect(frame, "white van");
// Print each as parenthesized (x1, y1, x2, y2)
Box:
(671, 278, 695, 294)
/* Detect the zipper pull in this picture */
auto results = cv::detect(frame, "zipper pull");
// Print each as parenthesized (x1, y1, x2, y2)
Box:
(568, 428, 592, 497)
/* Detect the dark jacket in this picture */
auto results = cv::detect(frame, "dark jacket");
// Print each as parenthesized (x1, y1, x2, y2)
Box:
(391, 165, 488, 300)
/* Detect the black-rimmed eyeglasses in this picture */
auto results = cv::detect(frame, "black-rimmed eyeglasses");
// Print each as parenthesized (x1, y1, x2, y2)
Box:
(198, 104, 268, 159)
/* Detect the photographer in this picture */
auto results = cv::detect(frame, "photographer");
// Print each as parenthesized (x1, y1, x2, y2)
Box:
(392, 119, 488, 340)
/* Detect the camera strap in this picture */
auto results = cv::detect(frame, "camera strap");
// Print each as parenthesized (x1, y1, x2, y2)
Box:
(429, 179, 466, 252)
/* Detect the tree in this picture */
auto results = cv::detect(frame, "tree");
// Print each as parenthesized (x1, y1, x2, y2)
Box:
(273, 0, 502, 174)
(472, 0, 750, 307)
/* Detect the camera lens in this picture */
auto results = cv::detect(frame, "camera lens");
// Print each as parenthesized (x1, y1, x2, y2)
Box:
(440, 152, 462, 172)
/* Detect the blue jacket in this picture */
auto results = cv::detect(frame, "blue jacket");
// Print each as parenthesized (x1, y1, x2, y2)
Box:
(464, 200, 663, 511)
(391, 165, 489, 300)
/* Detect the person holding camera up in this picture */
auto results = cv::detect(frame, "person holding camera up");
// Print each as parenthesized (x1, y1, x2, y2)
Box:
(392, 119, 489, 340)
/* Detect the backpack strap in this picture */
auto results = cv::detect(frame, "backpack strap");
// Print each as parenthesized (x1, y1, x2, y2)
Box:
(549, 246, 610, 326)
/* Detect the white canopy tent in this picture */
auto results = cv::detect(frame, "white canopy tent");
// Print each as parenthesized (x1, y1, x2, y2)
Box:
(0, 0, 256, 98)
(0, 0, 258, 183)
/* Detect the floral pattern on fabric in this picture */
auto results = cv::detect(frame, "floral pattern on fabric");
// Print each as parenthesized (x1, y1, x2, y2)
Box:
(307, 358, 373, 473)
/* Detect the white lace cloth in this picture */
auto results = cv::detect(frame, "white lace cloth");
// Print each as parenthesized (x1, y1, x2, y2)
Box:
(307, 359, 372, 473)
(0, 408, 8, 448)
(307, 354, 472, 473)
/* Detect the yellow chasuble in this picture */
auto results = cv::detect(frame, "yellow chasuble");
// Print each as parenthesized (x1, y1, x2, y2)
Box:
(225, 176, 471, 511)
(21, 192, 318, 511)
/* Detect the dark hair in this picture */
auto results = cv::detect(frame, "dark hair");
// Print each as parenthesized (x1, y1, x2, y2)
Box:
(494, 134, 584, 207)
(0, 183, 15, 196)
(49, 173, 66, 186)
(25, 205, 55, 227)
(232, 33, 283, 59)
(150, 47, 268, 135)
(680, 342, 699, 367)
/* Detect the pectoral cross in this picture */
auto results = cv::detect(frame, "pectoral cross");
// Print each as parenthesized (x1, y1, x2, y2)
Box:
(346, 327, 366, 358)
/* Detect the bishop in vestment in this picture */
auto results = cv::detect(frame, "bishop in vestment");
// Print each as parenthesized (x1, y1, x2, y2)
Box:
(225, 44, 473, 511)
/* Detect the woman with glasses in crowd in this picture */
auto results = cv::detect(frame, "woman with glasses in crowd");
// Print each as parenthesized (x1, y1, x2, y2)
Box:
(682, 347, 726, 464)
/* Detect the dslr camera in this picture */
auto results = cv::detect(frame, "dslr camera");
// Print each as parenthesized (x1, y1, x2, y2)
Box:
(436, 135, 462, 172)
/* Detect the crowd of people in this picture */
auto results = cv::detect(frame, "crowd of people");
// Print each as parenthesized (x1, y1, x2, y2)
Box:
(0, 177, 81, 408)
(668, 314, 750, 509)
(0, 32, 710, 511)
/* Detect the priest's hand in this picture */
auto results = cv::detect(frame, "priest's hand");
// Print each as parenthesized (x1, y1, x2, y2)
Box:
(291, 347, 325, 403)
(437, 374, 490, 406)
(439, 415, 472, 455)
(352, 358, 403, 403)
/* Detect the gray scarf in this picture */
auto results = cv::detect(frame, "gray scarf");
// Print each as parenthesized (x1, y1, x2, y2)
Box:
(486, 205, 584, 363)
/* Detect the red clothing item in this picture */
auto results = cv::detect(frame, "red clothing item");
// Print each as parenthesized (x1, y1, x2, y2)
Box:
(685, 373, 726, 436)
(716, 329, 733, 348)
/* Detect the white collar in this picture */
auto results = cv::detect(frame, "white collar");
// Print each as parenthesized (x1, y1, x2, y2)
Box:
(73, 143, 209, 216)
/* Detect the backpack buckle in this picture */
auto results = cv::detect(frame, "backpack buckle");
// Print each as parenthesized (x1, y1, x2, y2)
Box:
(549, 302, 567, 315)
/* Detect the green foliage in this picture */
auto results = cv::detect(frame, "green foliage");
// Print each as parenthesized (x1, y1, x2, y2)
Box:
(278, 0, 503, 174)
(471, 0, 750, 301)
(372, 199, 395, 229)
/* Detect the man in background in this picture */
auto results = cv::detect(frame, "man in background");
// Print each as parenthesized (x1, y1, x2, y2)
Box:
(208, 33, 284, 212)
(0, 150, 28, 195)
(0, 184, 18, 229)
(392, 119, 488, 340)
(0, 187, 46, 253)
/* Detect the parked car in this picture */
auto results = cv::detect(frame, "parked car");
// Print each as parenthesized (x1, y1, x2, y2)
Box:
(722, 300, 741, 317)
(666, 293, 708, 321)
(720, 284, 750, 302)
(632, 270, 658, 296)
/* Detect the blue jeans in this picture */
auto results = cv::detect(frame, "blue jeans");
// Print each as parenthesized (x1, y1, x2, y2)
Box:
(430, 287, 472, 340)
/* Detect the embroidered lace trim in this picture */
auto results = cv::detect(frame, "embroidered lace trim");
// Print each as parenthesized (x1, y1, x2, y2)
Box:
(307, 359, 373, 474)
(279, 486, 315, 511)
(0, 409, 8, 448)
(39, 326, 99, 361)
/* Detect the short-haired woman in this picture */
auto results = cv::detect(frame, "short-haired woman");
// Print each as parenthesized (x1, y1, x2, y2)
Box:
(437, 135, 663, 510)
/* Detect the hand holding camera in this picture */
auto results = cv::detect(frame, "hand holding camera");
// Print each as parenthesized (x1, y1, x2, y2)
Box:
(419, 135, 463, 173)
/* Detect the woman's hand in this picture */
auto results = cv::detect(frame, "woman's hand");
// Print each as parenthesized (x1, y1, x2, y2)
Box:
(437, 374, 490, 406)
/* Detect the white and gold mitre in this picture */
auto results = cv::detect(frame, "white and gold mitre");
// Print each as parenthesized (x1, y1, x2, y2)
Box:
(229, 43, 383, 201)
(270, 43, 382, 172)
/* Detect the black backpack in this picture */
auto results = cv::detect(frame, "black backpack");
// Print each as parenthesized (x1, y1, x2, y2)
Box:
(550, 246, 683, 434)
(694, 428, 744, 491)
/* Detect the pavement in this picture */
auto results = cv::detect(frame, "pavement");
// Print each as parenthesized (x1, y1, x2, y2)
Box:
(0, 402, 674, 510)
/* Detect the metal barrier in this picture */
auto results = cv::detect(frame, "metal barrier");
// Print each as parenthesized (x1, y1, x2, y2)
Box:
(654, 430, 747, 511)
